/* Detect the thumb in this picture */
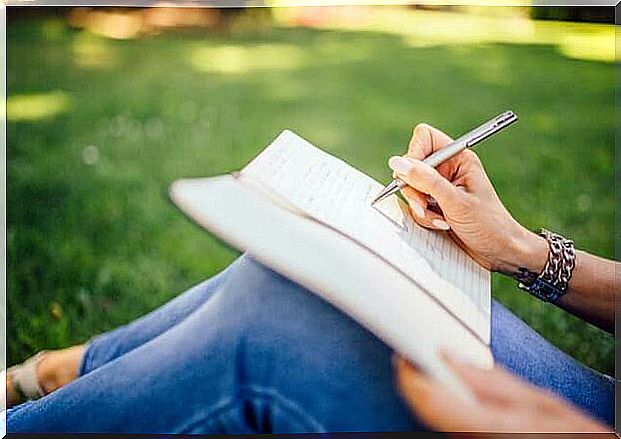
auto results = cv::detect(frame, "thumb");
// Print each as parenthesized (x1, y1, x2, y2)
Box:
(388, 156, 463, 209)
(407, 123, 454, 160)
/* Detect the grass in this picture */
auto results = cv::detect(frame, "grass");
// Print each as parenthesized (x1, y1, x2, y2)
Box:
(7, 11, 615, 375)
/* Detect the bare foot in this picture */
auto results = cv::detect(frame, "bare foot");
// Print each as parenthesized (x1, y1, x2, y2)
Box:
(38, 345, 85, 394)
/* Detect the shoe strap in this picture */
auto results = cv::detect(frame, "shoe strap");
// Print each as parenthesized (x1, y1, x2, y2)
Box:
(7, 351, 47, 401)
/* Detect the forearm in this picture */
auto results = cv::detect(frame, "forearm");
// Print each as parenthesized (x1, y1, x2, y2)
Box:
(555, 251, 617, 333)
(498, 229, 618, 333)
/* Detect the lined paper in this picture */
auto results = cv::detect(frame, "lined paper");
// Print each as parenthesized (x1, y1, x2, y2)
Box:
(241, 130, 490, 342)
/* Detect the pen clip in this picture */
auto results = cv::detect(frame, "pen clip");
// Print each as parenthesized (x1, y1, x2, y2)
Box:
(465, 111, 518, 148)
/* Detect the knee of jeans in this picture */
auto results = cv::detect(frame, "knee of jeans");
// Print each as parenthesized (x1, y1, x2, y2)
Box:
(222, 254, 326, 328)
(220, 254, 385, 369)
(209, 256, 417, 430)
(223, 254, 335, 328)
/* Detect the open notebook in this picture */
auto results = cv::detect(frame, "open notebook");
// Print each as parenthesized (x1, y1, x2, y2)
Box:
(170, 130, 493, 397)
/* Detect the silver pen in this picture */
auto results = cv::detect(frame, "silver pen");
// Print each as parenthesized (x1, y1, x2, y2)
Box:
(371, 110, 518, 206)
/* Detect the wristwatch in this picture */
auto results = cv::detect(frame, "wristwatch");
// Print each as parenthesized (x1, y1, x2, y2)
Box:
(518, 229, 576, 303)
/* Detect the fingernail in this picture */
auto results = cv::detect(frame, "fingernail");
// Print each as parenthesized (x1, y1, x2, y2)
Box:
(432, 219, 450, 230)
(410, 201, 425, 219)
(388, 156, 413, 175)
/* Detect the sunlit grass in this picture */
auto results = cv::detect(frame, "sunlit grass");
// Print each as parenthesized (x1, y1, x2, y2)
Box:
(72, 33, 120, 70)
(273, 7, 615, 62)
(189, 43, 307, 73)
(7, 91, 70, 122)
(188, 39, 372, 74)
(558, 32, 615, 63)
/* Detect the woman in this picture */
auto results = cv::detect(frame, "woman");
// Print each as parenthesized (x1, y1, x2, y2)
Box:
(6, 124, 616, 433)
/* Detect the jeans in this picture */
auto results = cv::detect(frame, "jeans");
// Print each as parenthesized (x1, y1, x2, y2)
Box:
(7, 254, 614, 433)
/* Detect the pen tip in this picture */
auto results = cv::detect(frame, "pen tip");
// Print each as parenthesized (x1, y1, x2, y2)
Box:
(371, 193, 387, 206)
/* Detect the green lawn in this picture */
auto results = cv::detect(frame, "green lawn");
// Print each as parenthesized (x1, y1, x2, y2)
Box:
(7, 13, 615, 374)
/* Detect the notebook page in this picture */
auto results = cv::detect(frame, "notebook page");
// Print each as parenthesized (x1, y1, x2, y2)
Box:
(241, 130, 490, 342)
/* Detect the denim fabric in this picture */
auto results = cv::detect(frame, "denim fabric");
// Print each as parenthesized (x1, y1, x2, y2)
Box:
(7, 254, 614, 433)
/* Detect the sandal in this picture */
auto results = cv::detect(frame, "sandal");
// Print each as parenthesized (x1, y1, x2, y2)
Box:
(6, 351, 47, 406)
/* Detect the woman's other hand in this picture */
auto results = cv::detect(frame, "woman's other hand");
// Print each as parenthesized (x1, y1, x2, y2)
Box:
(394, 354, 609, 433)
(388, 124, 547, 277)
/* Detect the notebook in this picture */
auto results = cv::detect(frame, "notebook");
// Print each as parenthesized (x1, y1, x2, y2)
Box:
(170, 130, 493, 398)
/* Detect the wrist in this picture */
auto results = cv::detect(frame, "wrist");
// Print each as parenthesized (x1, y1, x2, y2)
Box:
(496, 227, 548, 283)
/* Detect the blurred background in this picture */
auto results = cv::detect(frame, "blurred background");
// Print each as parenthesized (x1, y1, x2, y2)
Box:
(7, 5, 616, 374)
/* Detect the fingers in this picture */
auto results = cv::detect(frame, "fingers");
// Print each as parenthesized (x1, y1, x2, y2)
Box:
(440, 352, 541, 406)
(407, 124, 483, 183)
(401, 186, 450, 231)
(396, 355, 610, 434)
(394, 356, 497, 431)
(397, 124, 475, 230)
(438, 353, 610, 433)
(389, 156, 467, 213)
(407, 124, 453, 160)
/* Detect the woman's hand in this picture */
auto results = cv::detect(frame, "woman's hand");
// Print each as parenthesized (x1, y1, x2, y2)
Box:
(388, 124, 547, 277)
(388, 124, 619, 332)
(394, 353, 609, 433)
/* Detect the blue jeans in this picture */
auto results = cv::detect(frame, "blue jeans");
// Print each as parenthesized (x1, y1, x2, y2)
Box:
(7, 255, 614, 433)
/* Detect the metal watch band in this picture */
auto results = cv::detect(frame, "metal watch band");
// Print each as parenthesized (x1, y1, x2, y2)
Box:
(518, 229, 576, 303)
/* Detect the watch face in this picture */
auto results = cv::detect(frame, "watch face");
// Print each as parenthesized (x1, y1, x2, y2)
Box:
(519, 277, 564, 303)
(531, 278, 563, 303)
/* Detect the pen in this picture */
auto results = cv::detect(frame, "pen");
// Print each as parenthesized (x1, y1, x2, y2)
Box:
(371, 110, 518, 206)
